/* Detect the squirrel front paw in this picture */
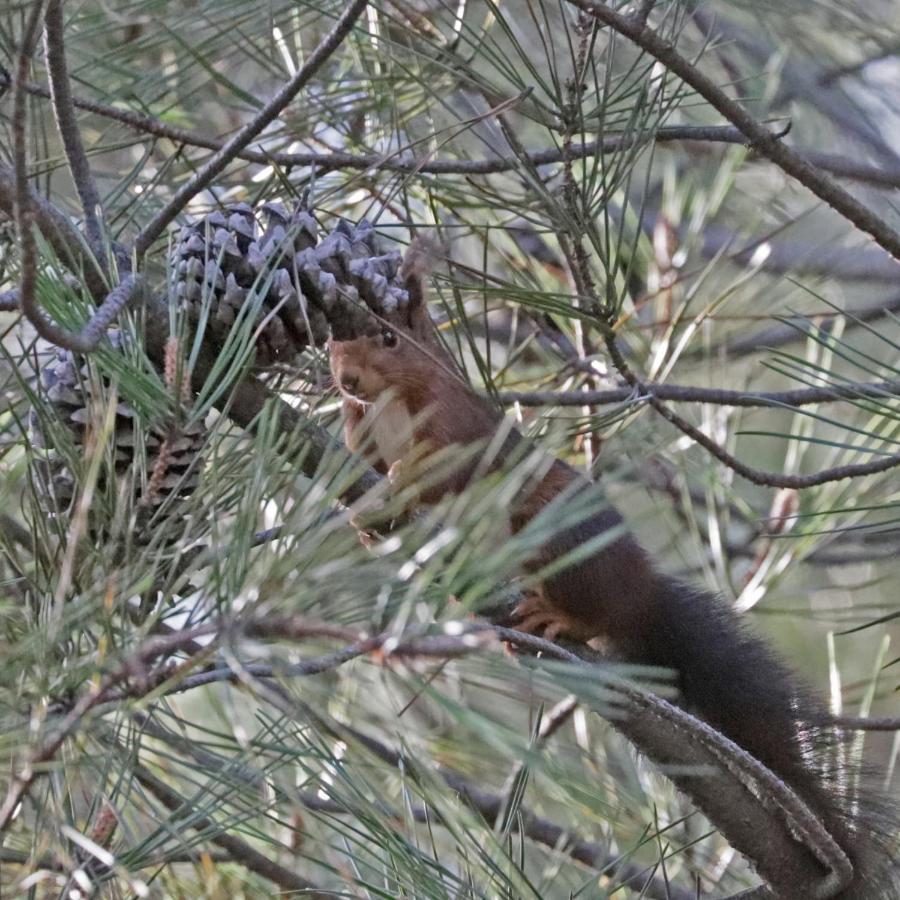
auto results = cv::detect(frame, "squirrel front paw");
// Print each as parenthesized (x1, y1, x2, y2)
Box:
(513, 589, 596, 643)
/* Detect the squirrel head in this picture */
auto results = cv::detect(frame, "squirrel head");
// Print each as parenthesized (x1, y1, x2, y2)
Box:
(329, 237, 452, 407)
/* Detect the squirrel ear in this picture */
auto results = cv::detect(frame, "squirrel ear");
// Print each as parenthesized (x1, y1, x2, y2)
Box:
(399, 236, 440, 336)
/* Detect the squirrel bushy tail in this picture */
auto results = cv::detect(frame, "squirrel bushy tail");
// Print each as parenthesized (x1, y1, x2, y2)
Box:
(640, 576, 897, 899)
(527, 471, 898, 898)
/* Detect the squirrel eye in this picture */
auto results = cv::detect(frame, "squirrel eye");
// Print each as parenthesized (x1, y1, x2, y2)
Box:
(382, 330, 398, 348)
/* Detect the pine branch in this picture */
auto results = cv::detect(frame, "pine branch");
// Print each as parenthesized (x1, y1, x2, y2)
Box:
(602, 324, 900, 488)
(566, 0, 900, 261)
(131, 763, 329, 898)
(491, 630, 852, 898)
(6, 64, 900, 188)
(131, 705, 690, 900)
(0, 625, 215, 833)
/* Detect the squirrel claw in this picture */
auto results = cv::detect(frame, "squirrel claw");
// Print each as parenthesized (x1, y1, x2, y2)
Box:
(512, 591, 574, 642)
(512, 590, 598, 643)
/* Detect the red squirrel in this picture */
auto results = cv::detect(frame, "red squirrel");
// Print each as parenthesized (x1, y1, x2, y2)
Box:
(329, 242, 896, 898)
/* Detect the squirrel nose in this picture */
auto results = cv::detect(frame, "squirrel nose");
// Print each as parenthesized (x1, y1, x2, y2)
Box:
(341, 374, 359, 394)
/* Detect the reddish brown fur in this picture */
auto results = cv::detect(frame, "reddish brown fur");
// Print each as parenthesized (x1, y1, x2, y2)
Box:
(328, 247, 654, 644)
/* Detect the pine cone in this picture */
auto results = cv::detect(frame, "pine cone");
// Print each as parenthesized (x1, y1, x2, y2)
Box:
(171, 202, 410, 358)
(29, 338, 204, 541)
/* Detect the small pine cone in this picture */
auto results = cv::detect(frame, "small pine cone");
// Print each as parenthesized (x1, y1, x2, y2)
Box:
(29, 344, 127, 515)
(172, 202, 411, 355)
(28, 339, 205, 542)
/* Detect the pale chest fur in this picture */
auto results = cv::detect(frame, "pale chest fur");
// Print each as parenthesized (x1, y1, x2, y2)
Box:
(365, 398, 416, 468)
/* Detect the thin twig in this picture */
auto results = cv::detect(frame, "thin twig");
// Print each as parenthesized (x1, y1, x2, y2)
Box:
(832, 716, 900, 732)
(601, 329, 900, 489)
(801, 150, 900, 190)
(7, 46, 135, 355)
(566, 0, 900, 261)
(75, 274, 145, 350)
(634, 0, 657, 28)
(498, 377, 900, 409)
(9, 66, 898, 188)
(24, 273, 143, 353)
(134, 0, 369, 257)
(43, 0, 103, 246)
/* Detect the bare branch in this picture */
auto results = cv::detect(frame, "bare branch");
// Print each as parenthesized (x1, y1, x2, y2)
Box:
(9, 65, 900, 189)
(566, 0, 900, 262)
(134, 0, 369, 257)
(832, 716, 900, 732)
(694, 225, 900, 283)
(801, 150, 900, 190)
(43, 0, 103, 245)
(12, 0, 51, 369)
(693, 10, 898, 167)
(0, 288, 19, 311)
(0, 75, 761, 170)
(138, 624, 499, 704)
(498, 377, 900, 409)
(0, 163, 108, 299)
